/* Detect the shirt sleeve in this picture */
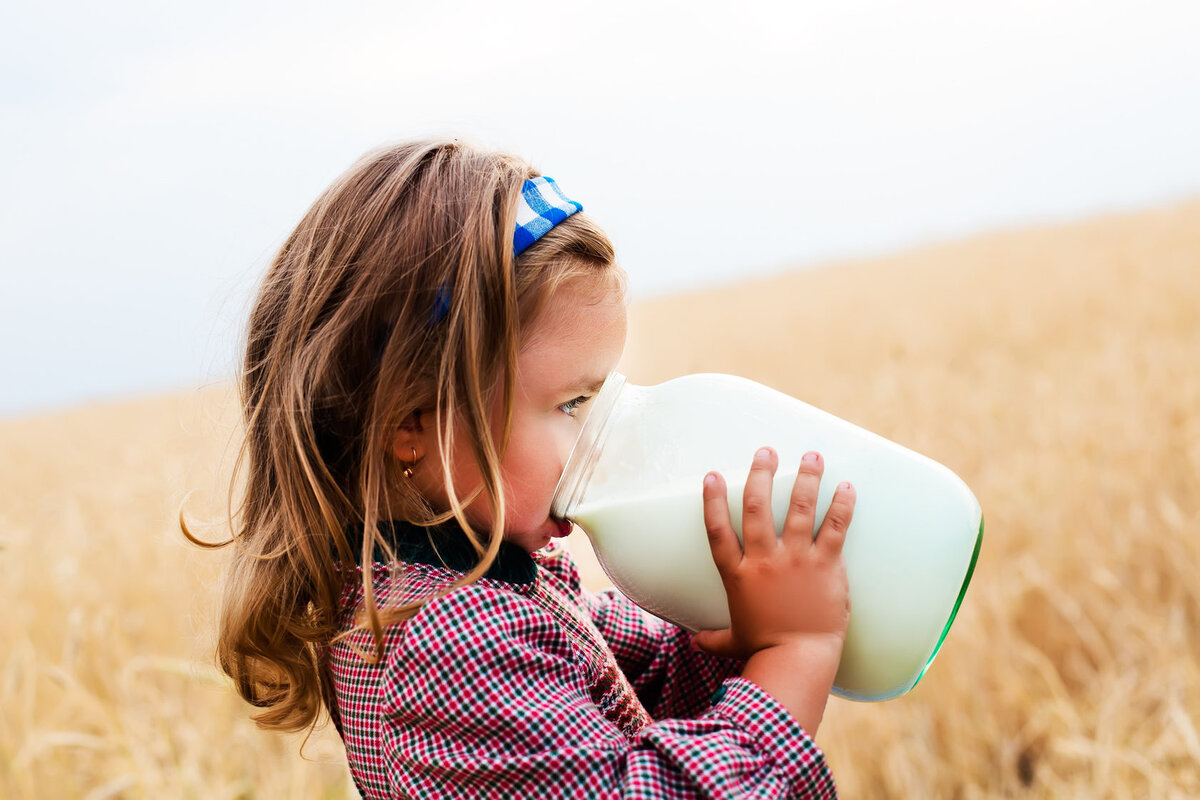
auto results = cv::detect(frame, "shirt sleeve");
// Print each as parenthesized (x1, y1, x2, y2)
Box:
(583, 586, 746, 720)
(537, 546, 742, 720)
(381, 582, 836, 800)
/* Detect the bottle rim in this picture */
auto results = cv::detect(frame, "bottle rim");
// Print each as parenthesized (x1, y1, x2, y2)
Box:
(550, 371, 627, 520)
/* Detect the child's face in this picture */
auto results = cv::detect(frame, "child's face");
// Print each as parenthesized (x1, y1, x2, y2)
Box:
(419, 278, 628, 553)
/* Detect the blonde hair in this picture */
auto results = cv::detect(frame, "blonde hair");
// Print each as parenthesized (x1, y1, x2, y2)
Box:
(183, 138, 623, 733)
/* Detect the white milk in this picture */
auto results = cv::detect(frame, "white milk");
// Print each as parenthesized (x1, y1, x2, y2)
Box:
(554, 372, 984, 701)
(572, 470, 981, 701)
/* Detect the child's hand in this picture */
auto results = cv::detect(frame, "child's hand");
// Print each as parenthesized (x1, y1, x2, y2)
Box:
(691, 447, 855, 661)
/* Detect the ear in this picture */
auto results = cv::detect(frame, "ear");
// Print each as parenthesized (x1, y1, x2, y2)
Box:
(390, 409, 427, 462)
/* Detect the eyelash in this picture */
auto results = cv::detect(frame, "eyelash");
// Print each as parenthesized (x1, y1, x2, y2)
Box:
(559, 395, 591, 417)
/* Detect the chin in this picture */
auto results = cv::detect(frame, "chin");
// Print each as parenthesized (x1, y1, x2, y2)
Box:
(514, 536, 549, 555)
(505, 528, 551, 554)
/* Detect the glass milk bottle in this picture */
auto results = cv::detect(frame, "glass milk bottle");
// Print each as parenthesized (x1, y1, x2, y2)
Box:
(551, 372, 983, 702)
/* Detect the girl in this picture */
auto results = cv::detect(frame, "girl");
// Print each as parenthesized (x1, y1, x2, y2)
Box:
(194, 138, 856, 798)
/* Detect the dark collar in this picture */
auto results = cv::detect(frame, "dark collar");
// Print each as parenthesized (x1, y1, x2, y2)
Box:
(346, 518, 537, 586)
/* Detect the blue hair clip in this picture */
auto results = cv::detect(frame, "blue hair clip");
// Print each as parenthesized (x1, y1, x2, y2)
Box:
(512, 177, 583, 256)
(429, 177, 582, 326)
(429, 284, 452, 327)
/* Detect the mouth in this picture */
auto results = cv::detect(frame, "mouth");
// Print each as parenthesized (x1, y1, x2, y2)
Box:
(551, 518, 574, 538)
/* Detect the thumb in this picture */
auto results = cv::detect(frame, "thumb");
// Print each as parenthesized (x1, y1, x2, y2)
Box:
(690, 629, 741, 659)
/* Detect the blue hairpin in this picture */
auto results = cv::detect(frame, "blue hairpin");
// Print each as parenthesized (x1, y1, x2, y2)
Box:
(512, 177, 583, 256)
(429, 177, 582, 326)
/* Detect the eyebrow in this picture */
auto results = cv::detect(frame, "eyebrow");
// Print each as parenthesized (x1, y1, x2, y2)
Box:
(561, 377, 607, 395)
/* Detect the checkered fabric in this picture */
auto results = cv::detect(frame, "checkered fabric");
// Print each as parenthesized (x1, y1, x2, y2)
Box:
(325, 534, 837, 799)
(512, 177, 583, 256)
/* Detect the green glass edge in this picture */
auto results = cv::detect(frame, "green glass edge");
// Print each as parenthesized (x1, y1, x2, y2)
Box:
(910, 514, 984, 691)
(830, 514, 985, 703)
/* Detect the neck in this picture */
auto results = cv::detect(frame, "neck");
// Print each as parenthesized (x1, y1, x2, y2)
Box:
(346, 517, 537, 585)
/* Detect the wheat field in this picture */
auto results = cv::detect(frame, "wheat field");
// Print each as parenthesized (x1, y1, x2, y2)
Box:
(2, 200, 1198, 798)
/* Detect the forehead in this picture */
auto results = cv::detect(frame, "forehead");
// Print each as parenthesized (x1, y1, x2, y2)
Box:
(518, 281, 627, 388)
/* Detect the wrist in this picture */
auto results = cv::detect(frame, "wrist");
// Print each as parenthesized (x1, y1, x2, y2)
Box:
(748, 635, 843, 678)
(740, 636, 843, 735)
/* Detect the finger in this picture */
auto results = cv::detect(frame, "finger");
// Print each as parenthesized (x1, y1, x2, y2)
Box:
(690, 629, 742, 659)
(702, 472, 742, 575)
(781, 450, 824, 548)
(741, 447, 779, 557)
(816, 481, 856, 558)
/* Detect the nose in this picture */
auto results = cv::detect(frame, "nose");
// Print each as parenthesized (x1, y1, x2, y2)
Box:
(556, 429, 578, 471)
(550, 434, 577, 504)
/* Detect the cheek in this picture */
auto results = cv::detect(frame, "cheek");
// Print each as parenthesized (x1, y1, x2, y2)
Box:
(504, 422, 567, 502)
(557, 416, 583, 461)
(429, 432, 487, 507)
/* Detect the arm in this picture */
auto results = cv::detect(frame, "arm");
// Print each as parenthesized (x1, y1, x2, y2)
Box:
(533, 543, 742, 719)
(584, 586, 744, 719)
(381, 583, 836, 799)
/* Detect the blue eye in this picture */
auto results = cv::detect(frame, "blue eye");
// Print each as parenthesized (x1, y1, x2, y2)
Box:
(558, 395, 591, 417)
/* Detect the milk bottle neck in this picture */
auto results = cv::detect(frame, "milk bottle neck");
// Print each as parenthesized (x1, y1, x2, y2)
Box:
(551, 371, 629, 520)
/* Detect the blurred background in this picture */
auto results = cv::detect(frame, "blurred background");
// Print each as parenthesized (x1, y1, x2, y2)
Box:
(3, 0, 1199, 416)
(2, 1, 1198, 797)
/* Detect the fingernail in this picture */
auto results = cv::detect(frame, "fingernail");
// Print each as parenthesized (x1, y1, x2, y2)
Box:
(756, 447, 771, 462)
(704, 473, 717, 487)
(839, 481, 853, 491)
(803, 451, 819, 462)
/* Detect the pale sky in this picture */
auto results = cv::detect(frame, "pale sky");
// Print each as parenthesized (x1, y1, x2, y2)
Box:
(2, 0, 1199, 416)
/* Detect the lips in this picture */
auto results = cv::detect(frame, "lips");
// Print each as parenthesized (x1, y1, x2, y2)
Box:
(551, 518, 574, 538)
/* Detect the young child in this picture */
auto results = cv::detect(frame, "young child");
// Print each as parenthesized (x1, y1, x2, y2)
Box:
(205, 138, 856, 798)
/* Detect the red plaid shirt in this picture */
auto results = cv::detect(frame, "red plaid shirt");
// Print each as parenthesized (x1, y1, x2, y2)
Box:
(326, 520, 837, 799)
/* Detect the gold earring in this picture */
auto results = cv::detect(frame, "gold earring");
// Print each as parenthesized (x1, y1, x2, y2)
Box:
(403, 446, 418, 479)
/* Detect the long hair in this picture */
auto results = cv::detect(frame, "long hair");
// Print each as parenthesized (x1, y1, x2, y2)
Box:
(182, 138, 623, 733)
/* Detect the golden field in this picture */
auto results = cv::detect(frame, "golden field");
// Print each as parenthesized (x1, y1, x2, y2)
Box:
(2, 200, 1198, 798)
